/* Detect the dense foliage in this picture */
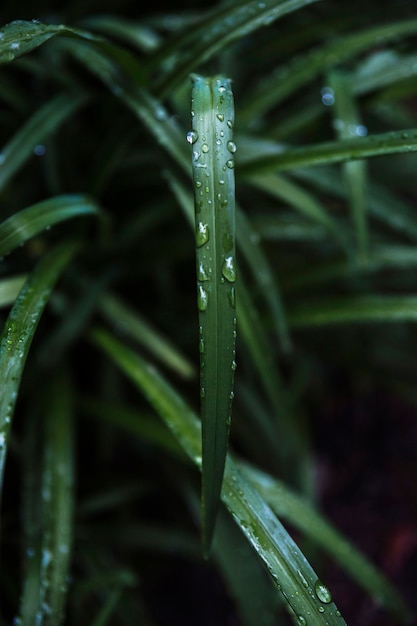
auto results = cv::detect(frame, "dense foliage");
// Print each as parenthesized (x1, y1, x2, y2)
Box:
(1, 0, 417, 624)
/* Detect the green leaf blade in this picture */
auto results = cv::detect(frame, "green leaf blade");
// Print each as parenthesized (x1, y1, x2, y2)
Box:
(190, 74, 237, 553)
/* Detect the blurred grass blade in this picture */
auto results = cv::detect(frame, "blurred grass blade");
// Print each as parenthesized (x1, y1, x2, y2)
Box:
(245, 464, 409, 622)
(0, 195, 100, 258)
(240, 17, 417, 123)
(99, 293, 195, 379)
(91, 327, 347, 625)
(0, 240, 79, 491)
(38, 370, 74, 626)
(190, 75, 237, 553)
(328, 71, 368, 261)
(0, 94, 88, 194)
(0, 274, 26, 307)
(81, 15, 161, 52)
(241, 127, 417, 174)
(291, 166, 417, 243)
(247, 172, 350, 253)
(152, 0, 323, 97)
(288, 295, 417, 327)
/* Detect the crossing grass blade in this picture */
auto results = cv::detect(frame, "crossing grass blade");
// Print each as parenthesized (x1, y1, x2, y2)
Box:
(288, 295, 417, 327)
(245, 464, 409, 622)
(0, 275, 26, 307)
(239, 17, 417, 124)
(240, 127, 417, 174)
(151, 0, 323, 97)
(90, 327, 347, 626)
(0, 240, 79, 492)
(0, 94, 88, 194)
(0, 195, 100, 257)
(190, 74, 237, 553)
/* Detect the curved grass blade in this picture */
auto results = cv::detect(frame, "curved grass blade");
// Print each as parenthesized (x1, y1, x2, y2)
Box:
(0, 195, 100, 258)
(240, 127, 417, 175)
(328, 71, 368, 261)
(245, 464, 409, 622)
(239, 17, 417, 124)
(81, 15, 161, 53)
(0, 240, 79, 492)
(288, 295, 417, 327)
(90, 327, 347, 626)
(0, 93, 88, 194)
(152, 0, 323, 97)
(190, 75, 237, 553)
(99, 293, 195, 379)
(0, 20, 146, 83)
(0, 274, 26, 307)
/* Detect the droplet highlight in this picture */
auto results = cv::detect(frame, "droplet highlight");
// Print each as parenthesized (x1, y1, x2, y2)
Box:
(314, 580, 332, 604)
(187, 130, 198, 144)
(222, 256, 236, 282)
(196, 222, 209, 247)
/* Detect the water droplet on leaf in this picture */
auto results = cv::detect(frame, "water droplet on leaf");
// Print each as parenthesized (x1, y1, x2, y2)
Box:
(314, 580, 332, 604)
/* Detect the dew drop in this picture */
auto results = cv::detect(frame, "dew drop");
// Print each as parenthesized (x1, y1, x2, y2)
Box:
(199, 338, 205, 353)
(314, 580, 332, 604)
(226, 159, 235, 169)
(296, 616, 307, 626)
(227, 120, 233, 129)
(10, 42, 20, 50)
(222, 256, 236, 282)
(231, 359, 237, 371)
(318, 606, 325, 613)
(196, 222, 209, 247)
(229, 391, 234, 400)
(321, 86, 335, 106)
(197, 285, 208, 311)
(201, 143, 209, 153)
(197, 261, 209, 281)
(200, 386, 206, 398)
(227, 140, 237, 154)
(187, 130, 198, 144)
(195, 180, 202, 188)
(216, 113, 224, 122)
(218, 85, 226, 94)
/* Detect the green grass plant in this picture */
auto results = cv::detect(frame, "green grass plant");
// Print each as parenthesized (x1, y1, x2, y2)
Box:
(1, 0, 417, 624)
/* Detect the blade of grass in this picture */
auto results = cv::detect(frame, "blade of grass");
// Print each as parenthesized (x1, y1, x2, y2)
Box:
(246, 172, 351, 253)
(90, 327, 347, 625)
(245, 464, 409, 622)
(328, 70, 368, 261)
(240, 127, 417, 174)
(0, 275, 26, 307)
(190, 74, 237, 553)
(151, 0, 323, 97)
(239, 17, 417, 124)
(288, 295, 417, 327)
(0, 240, 79, 492)
(37, 370, 74, 626)
(0, 94, 88, 194)
(99, 292, 195, 379)
(0, 195, 100, 258)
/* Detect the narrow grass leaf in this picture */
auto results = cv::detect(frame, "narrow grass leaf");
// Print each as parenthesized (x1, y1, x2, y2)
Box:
(99, 293, 195, 379)
(152, 0, 323, 97)
(240, 17, 417, 123)
(288, 295, 417, 327)
(246, 172, 350, 252)
(328, 70, 368, 260)
(246, 464, 409, 622)
(190, 75, 237, 553)
(38, 370, 74, 626)
(0, 94, 88, 194)
(240, 127, 417, 174)
(81, 15, 161, 52)
(0, 240, 79, 491)
(91, 327, 347, 625)
(0, 195, 100, 258)
(291, 166, 417, 243)
(166, 170, 290, 351)
(0, 275, 26, 307)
